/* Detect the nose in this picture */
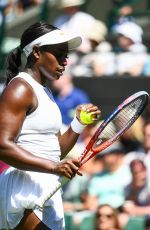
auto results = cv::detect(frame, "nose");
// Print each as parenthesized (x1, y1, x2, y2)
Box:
(62, 58, 67, 67)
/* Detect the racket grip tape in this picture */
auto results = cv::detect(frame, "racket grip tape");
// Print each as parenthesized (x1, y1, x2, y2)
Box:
(47, 176, 70, 198)
(36, 176, 70, 209)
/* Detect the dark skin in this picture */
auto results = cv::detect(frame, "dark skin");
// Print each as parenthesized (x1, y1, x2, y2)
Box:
(0, 43, 101, 230)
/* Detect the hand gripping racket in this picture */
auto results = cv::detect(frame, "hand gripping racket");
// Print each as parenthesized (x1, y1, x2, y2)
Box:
(37, 91, 149, 209)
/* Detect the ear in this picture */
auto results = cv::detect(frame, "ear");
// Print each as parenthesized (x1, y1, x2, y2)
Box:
(32, 46, 40, 59)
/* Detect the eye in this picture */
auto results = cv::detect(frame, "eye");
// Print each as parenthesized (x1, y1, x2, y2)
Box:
(57, 53, 69, 60)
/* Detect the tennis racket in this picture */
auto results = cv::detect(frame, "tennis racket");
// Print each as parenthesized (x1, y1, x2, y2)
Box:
(37, 90, 149, 209)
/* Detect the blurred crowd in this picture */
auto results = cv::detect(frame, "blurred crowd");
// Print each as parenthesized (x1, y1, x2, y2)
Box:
(52, 0, 150, 78)
(0, 0, 44, 23)
(1, 0, 150, 229)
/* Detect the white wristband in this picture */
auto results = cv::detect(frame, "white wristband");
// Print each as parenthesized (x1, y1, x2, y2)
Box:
(71, 116, 87, 134)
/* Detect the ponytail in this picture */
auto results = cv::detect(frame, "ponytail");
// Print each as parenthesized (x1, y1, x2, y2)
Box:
(5, 46, 22, 85)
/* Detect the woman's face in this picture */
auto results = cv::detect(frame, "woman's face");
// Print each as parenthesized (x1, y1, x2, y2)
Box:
(38, 43, 69, 80)
(96, 206, 117, 230)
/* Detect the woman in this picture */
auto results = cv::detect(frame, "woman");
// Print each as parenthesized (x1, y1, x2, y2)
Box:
(95, 204, 121, 230)
(0, 21, 101, 230)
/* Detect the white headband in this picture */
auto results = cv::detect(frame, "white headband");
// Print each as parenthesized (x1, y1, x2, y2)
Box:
(23, 29, 82, 57)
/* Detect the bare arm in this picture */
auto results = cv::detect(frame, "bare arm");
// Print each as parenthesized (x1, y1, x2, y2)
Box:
(58, 104, 101, 159)
(123, 201, 150, 216)
(0, 79, 80, 178)
(59, 126, 80, 160)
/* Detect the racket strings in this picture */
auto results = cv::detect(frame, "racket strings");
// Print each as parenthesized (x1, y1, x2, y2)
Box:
(96, 121, 117, 145)
(96, 98, 144, 146)
(116, 98, 143, 128)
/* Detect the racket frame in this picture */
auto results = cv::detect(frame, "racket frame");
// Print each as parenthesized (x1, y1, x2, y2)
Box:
(80, 91, 149, 164)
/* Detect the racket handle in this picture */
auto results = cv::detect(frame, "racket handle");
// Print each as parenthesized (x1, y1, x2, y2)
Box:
(36, 176, 70, 210)
(60, 176, 70, 187)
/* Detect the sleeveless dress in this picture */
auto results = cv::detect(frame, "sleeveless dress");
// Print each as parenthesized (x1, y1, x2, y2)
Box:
(0, 72, 65, 230)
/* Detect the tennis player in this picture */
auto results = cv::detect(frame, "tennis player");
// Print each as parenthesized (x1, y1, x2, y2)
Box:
(0, 21, 101, 230)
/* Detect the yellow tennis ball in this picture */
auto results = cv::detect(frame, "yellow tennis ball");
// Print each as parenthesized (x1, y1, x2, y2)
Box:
(80, 111, 94, 124)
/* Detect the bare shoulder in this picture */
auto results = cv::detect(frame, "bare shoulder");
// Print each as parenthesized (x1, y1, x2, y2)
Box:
(0, 77, 37, 113)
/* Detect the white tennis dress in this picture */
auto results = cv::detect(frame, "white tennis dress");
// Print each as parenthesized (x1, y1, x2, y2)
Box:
(0, 72, 65, 230)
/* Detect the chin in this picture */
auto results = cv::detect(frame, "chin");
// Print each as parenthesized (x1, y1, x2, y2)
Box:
(55, 75, 61, 80)
(55, 72, 64, 80)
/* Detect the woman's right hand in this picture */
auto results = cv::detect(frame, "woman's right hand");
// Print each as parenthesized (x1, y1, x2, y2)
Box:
(52, 158, 82, 179)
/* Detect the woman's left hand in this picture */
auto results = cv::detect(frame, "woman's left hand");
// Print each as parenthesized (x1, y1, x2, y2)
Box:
(76, 103, 101, 125)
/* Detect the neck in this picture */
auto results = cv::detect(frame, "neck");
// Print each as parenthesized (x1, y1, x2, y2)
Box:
(25, 68, 45, 85)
